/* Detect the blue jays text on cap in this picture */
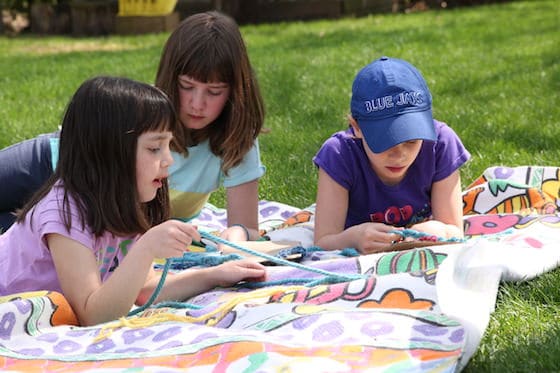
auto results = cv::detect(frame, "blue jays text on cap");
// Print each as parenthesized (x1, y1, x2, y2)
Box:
(350, 56, 436, 153)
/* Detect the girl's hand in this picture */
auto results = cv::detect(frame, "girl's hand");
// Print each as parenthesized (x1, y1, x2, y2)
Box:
(211, 259, 267, 287)
(137, 220, 201, 259)
(220, 224, 250, 241)
(351, 222, 403, 254)
(149, 258, 267, 303)
(410, 220, 463, 239)
(216, 224, 253, 253)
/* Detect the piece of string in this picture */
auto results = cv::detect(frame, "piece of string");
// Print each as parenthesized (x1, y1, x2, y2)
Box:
(127, 228, 463, 317)
(127, 259, 171, 317)
(390, 229, 466, 243)
(105, 227, 468, 342)
(199, 231, 364, 282)
(126, 232, 364, 318)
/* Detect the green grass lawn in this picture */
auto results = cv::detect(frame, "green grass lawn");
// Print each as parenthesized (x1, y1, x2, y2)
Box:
(1, 0, 559, 370)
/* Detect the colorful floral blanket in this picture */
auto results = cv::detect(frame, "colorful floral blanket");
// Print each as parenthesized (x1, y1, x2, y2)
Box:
(2, 165, 560, 372)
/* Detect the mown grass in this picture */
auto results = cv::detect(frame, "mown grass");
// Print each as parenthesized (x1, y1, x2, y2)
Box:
(1, 0, 559, 370)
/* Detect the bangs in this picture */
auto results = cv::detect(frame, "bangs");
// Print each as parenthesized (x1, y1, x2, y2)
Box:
(136, 88, 178, 135)
(179, 42, 234, 84)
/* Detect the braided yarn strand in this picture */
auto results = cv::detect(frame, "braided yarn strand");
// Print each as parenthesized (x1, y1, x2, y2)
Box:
(391, 229, 466, 243)
(125, 228, 463, 318)
(127, 232, 364, 317)
(127, 259, 172, 317)
(199, 231, 363, 282)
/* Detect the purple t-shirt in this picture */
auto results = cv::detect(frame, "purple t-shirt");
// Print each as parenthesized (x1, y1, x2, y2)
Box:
(313, 120, 470, 229)
(0, 183, 138, 296)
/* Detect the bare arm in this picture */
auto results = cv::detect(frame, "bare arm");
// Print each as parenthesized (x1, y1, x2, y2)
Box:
(137, 259, 267, 305)
(223, 179, 260, 240)
(49, 220, 201, 325)
(314, 168, 398, 253)
(49, 219, 266, 326)
(411, 170, 464, 238)
(48, 233, 157, 326)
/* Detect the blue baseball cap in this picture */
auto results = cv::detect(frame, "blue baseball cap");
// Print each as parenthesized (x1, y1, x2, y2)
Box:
(350, 56, 436, 153)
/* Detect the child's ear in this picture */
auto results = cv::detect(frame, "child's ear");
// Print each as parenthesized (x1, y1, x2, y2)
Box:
(348, 116, 363, 138)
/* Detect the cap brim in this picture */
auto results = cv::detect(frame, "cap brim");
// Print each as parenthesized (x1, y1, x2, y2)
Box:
(359, 109, 436, 153)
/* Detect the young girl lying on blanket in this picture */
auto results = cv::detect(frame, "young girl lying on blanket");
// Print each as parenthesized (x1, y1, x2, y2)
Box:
(0, 11, 265, 243)
(0, 76, 266, 326)
(313, 56, 471, 254)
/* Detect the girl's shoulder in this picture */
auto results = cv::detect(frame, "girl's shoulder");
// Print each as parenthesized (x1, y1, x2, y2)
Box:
(31, 183, 79, 226)
(433, 119, 462, 141)
(33, 183, 131, 250)
(37, 182, 66, 210)
(15, 183, 88, 243)
(322, 128, 360, 149)
(315, 128, 366, 168)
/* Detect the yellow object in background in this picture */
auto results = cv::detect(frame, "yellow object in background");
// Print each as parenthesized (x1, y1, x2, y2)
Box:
(118, 0, 177, 16)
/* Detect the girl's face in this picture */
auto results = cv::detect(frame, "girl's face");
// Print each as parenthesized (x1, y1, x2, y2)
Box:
(363, 140, 423, 185)
(177, 75, 231, 130)
(350, 117, 422, 185)
(136, 130, 174, 202)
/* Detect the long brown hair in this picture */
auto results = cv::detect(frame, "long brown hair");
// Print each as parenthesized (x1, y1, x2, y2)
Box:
(16, 76, 179, 236)
(155, 11, 265, 174)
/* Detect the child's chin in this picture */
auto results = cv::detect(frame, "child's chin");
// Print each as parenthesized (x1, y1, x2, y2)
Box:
(139, 192, 158, 203)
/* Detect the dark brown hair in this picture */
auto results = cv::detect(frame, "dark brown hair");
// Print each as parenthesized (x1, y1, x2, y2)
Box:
(16, 76, 179, 236)
(155, 11, 265, 173)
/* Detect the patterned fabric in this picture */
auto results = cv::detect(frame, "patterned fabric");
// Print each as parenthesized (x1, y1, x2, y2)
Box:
(463, 165, 559, 215)
(1, 166, 560, 372)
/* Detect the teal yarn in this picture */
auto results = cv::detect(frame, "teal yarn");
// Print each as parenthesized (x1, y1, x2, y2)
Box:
(127, 258, 205, 317)
(174, 252, 244, 267)
(340, 248, 360, 256)
(127, 233, 364, 316)
(279, 246, 358, 258)
(128, 259, 172, 316)
(200, 231, 363, 283)
(152, 301, 202, 310)
(239, 275, 364, 289)
(128, 228, 464, 316)
(391, 228, 466, 243)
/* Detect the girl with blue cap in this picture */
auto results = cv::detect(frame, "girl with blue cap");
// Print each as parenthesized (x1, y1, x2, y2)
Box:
(313, 56, 470, 253)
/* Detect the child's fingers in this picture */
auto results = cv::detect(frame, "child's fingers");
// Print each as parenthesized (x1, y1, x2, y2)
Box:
(172, 220, 201, 243)
(239, 265, 267, 282)
(238, 259, 266, 270)
(390, 232, 405, 244)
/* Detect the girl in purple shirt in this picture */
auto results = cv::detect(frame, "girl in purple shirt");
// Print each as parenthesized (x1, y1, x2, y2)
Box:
(0, 76, 265, 326)
(313, 57, 470, 254)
